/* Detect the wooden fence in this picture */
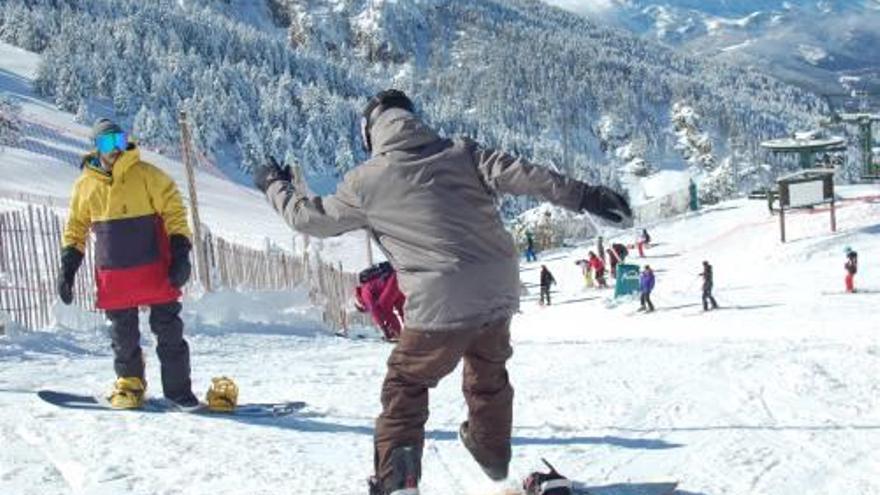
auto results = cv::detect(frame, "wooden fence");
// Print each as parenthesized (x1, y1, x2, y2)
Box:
(0, 203, 368, 333)
(0, 204, 96, 330)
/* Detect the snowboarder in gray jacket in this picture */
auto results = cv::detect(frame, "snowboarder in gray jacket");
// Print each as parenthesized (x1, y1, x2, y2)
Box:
(254, 89, 633, 495)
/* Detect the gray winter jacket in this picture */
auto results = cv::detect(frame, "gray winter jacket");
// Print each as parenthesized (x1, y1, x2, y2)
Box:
(265, 108, 586, 331)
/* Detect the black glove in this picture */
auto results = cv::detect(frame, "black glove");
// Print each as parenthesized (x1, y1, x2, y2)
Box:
(579, 185, 633, 224)
(253, 155, 291, 193)
(56, 246, 84, 305)
(168, 235, 192, 288)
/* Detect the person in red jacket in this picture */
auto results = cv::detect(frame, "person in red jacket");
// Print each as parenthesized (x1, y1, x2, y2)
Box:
(355, 263, 405, 340)
(636, 228, 651, 258)
(844, 246, 858, 293)
(587, 251, 607, 288)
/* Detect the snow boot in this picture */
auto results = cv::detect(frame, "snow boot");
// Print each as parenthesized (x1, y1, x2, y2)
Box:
(205, 376, 238, 412)
(523, 459, 572, 495)
(368, 476, 383, 495)
(377, 446, 420, 495)
(108, 376, 145, 409)
(459, 421, 509, 481)
(168, 390, 200, 409)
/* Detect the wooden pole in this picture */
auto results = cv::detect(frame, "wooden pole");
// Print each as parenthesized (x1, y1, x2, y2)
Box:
(26, 206, 47, 328)
(178, 110, 211, 292)
(40, 209, 53, 327)
(0, 214, 10, 329)
(365, 231, 374, 267)
(830, 198, 837, 233)
(779, 206, 786, 243)
(778, 183, 786, 243)
(11, 211, 31, 329)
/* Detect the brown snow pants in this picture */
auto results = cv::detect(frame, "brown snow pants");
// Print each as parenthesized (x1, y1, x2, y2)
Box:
(374, 317, 514, 486)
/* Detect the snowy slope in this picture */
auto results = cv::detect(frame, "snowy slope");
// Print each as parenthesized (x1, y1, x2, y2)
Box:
(1, 182, 878, 495)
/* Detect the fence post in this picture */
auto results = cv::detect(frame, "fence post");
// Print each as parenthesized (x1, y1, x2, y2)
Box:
(178, 110, 211, 292)
(365, 231, 374, 267)
(26, 206, 47, 328)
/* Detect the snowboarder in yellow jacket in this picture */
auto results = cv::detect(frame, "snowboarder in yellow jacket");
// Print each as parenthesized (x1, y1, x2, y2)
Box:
(58, 118, 197, 409)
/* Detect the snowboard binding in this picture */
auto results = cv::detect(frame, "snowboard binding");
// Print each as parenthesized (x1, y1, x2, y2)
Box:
(205, 376, 239, 412)
(523, 458, 573, 495)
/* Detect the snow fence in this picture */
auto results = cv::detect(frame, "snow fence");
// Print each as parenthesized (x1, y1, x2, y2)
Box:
(0, 200, 366, 333)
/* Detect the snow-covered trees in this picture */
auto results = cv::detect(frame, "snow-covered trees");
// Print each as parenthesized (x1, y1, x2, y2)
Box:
(0, 0, 825, 207)
(672, 102, 717, 173)
(698, 157, 737, 205)
(0, 95, 22, 148)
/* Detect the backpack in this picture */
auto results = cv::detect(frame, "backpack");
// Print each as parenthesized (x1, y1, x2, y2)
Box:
(358, 261, 393, 284)
(846, 252, 858, 274)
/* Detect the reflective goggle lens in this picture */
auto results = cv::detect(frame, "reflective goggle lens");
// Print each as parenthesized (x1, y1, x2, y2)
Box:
(95, 132, 126, 154)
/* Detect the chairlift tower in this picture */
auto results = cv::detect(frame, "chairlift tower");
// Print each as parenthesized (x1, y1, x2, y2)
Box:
(822, 89, 880, 180)
(760, 134, 847, 170)
(834, 112, 880, 178)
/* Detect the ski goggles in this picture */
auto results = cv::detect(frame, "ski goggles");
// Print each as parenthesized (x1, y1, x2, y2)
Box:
(95, 131, 127, 155)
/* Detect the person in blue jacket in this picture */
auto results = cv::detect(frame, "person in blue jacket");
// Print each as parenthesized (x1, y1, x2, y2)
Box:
(639, 265, 655, 312)
(524, 231, 537, 262)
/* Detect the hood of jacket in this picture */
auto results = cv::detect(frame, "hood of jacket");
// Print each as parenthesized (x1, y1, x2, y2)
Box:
(80, 144, 140, 182)
(369, 108, 441, 156)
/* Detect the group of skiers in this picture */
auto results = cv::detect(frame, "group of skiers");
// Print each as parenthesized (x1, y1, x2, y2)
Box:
(535, 236, 862, 315)
(536, 240, 723, 315)
(56, 89, 863, 495)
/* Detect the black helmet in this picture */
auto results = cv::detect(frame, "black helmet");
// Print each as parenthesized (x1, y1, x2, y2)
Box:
(360, 89, 414, 152)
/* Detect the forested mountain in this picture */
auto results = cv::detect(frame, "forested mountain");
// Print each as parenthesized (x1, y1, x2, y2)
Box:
(544, 0, 880, 95)
(0, 0, 827, 207)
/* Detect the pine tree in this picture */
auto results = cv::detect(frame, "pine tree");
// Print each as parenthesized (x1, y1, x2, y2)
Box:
(0, 95, 23, 147)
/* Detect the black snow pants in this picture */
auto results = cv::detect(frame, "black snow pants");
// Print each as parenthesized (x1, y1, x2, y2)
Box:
(640, 292, 654, 312)
(702, 284, 718, 311)
(106, 302, 193, 400)
(540, 285, 551, 305)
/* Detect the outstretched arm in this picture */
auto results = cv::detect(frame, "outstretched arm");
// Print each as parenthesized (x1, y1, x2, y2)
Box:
(470, 142, 632, 223)
(260, 159, 368, 238)
(471, 144, 584, 211)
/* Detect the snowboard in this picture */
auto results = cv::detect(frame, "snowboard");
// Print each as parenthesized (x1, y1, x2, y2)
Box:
(493, 481, 678, 495)
(572, 482, 679, 495)
(38, 390, 306, 418)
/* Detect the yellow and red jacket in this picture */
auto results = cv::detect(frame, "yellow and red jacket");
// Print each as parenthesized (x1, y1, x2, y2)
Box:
(63, 145, 191, 310)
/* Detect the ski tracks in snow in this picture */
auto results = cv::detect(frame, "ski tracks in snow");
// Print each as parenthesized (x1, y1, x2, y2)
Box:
(1, 321, 879, 493)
